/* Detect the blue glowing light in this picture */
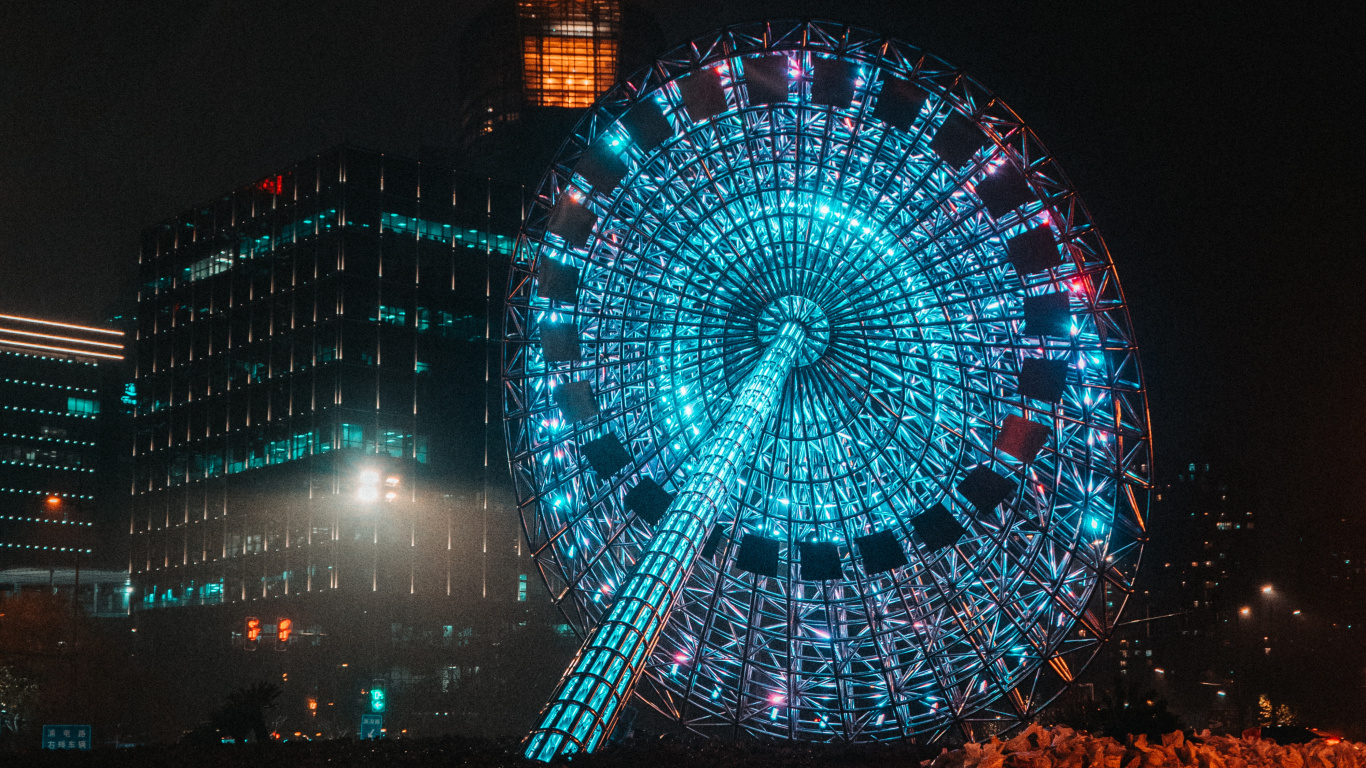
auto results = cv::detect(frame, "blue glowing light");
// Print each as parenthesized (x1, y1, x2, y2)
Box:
(505, 20, 1150, 760)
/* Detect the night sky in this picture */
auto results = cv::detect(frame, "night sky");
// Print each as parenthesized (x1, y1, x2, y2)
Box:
(0, 2, 1358, 594)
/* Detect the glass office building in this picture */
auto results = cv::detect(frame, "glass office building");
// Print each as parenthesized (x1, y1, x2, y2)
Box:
(130, 147, 527, 610)
(0, 313, 126, 572)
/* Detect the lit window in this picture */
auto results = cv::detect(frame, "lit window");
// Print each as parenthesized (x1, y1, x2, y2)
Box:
(341, 423, 365, 450)
(67, 397, 99, 416)
(519, 0, 620, 108)
(186, 254, 233, 282)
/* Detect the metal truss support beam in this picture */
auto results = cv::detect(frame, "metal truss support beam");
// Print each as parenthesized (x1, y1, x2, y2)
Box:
(524, 320, 807, 760)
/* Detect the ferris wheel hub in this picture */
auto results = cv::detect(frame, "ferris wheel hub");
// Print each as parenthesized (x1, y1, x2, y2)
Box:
(756, 295, 830, 366)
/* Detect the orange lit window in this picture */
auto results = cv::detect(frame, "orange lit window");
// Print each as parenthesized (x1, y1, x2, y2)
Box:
(519, 0, 620, 108)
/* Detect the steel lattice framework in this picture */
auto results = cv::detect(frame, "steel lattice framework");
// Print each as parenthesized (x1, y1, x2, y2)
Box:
(504, 20, 1151, 760)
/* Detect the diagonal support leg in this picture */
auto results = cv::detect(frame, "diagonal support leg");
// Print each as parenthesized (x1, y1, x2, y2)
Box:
(524, 320, 807, 760)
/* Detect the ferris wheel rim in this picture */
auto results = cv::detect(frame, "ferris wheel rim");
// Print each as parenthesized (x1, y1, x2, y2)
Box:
(505, 18, 1152, 747)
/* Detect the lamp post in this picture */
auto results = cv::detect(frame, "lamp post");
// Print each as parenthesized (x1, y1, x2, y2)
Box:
(1259, 585, 1275, 657)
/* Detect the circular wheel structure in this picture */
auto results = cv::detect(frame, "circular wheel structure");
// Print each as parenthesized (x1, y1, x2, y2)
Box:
(505, 20, 1150, 758)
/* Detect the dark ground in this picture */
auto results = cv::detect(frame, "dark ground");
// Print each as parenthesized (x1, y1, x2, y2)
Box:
(16, 734, 941, 768)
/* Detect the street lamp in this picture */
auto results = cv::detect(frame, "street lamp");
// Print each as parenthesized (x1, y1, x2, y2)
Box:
(357, 470, 400, 503)
(358, 470, 381, 502)
(1260, 584, 1277, 656)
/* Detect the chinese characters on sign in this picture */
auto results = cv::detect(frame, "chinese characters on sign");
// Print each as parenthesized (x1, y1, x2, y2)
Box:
(359, 713, 383, 739)
(43, 725, 91, 750)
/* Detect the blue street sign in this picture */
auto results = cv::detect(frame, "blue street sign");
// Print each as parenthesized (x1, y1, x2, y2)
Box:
(359, 713, 384, 740)
(43, 725, 92, 750)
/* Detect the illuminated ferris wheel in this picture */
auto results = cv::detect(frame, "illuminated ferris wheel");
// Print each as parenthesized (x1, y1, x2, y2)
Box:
(503, 20, 1150, 760)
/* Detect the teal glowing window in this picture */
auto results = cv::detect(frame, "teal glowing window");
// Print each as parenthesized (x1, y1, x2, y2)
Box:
(381, 430, 404, 458)
(342, 423, 365, 450)
(143, 275, 173, 292)
(66, 397, 98, 416)
(378, 305, 406, 326)
(381, 212, 515, 255)
(415, 308, 480, 340)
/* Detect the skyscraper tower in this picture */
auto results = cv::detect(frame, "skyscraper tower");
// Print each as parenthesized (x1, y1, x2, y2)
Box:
(124, 150, 577, 737)
(128, 147, 525, 609)
(454, 0, 664, 184)
(0, 313, 126, 570)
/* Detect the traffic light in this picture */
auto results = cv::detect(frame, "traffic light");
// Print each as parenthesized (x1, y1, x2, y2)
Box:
(369, 679, 387, 713)
(307, 696, 318, 717)
(244, 617, 261, 651)
(276, 618, 292, 651)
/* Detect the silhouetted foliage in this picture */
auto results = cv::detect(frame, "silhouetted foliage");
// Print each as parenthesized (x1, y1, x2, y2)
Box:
(1097, 676, 1182, 739)
(183, 682, 281, 745)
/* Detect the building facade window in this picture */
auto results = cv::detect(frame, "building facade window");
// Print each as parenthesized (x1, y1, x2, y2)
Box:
(66, 397, 99, 416)
(518, 0, 621, 108)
